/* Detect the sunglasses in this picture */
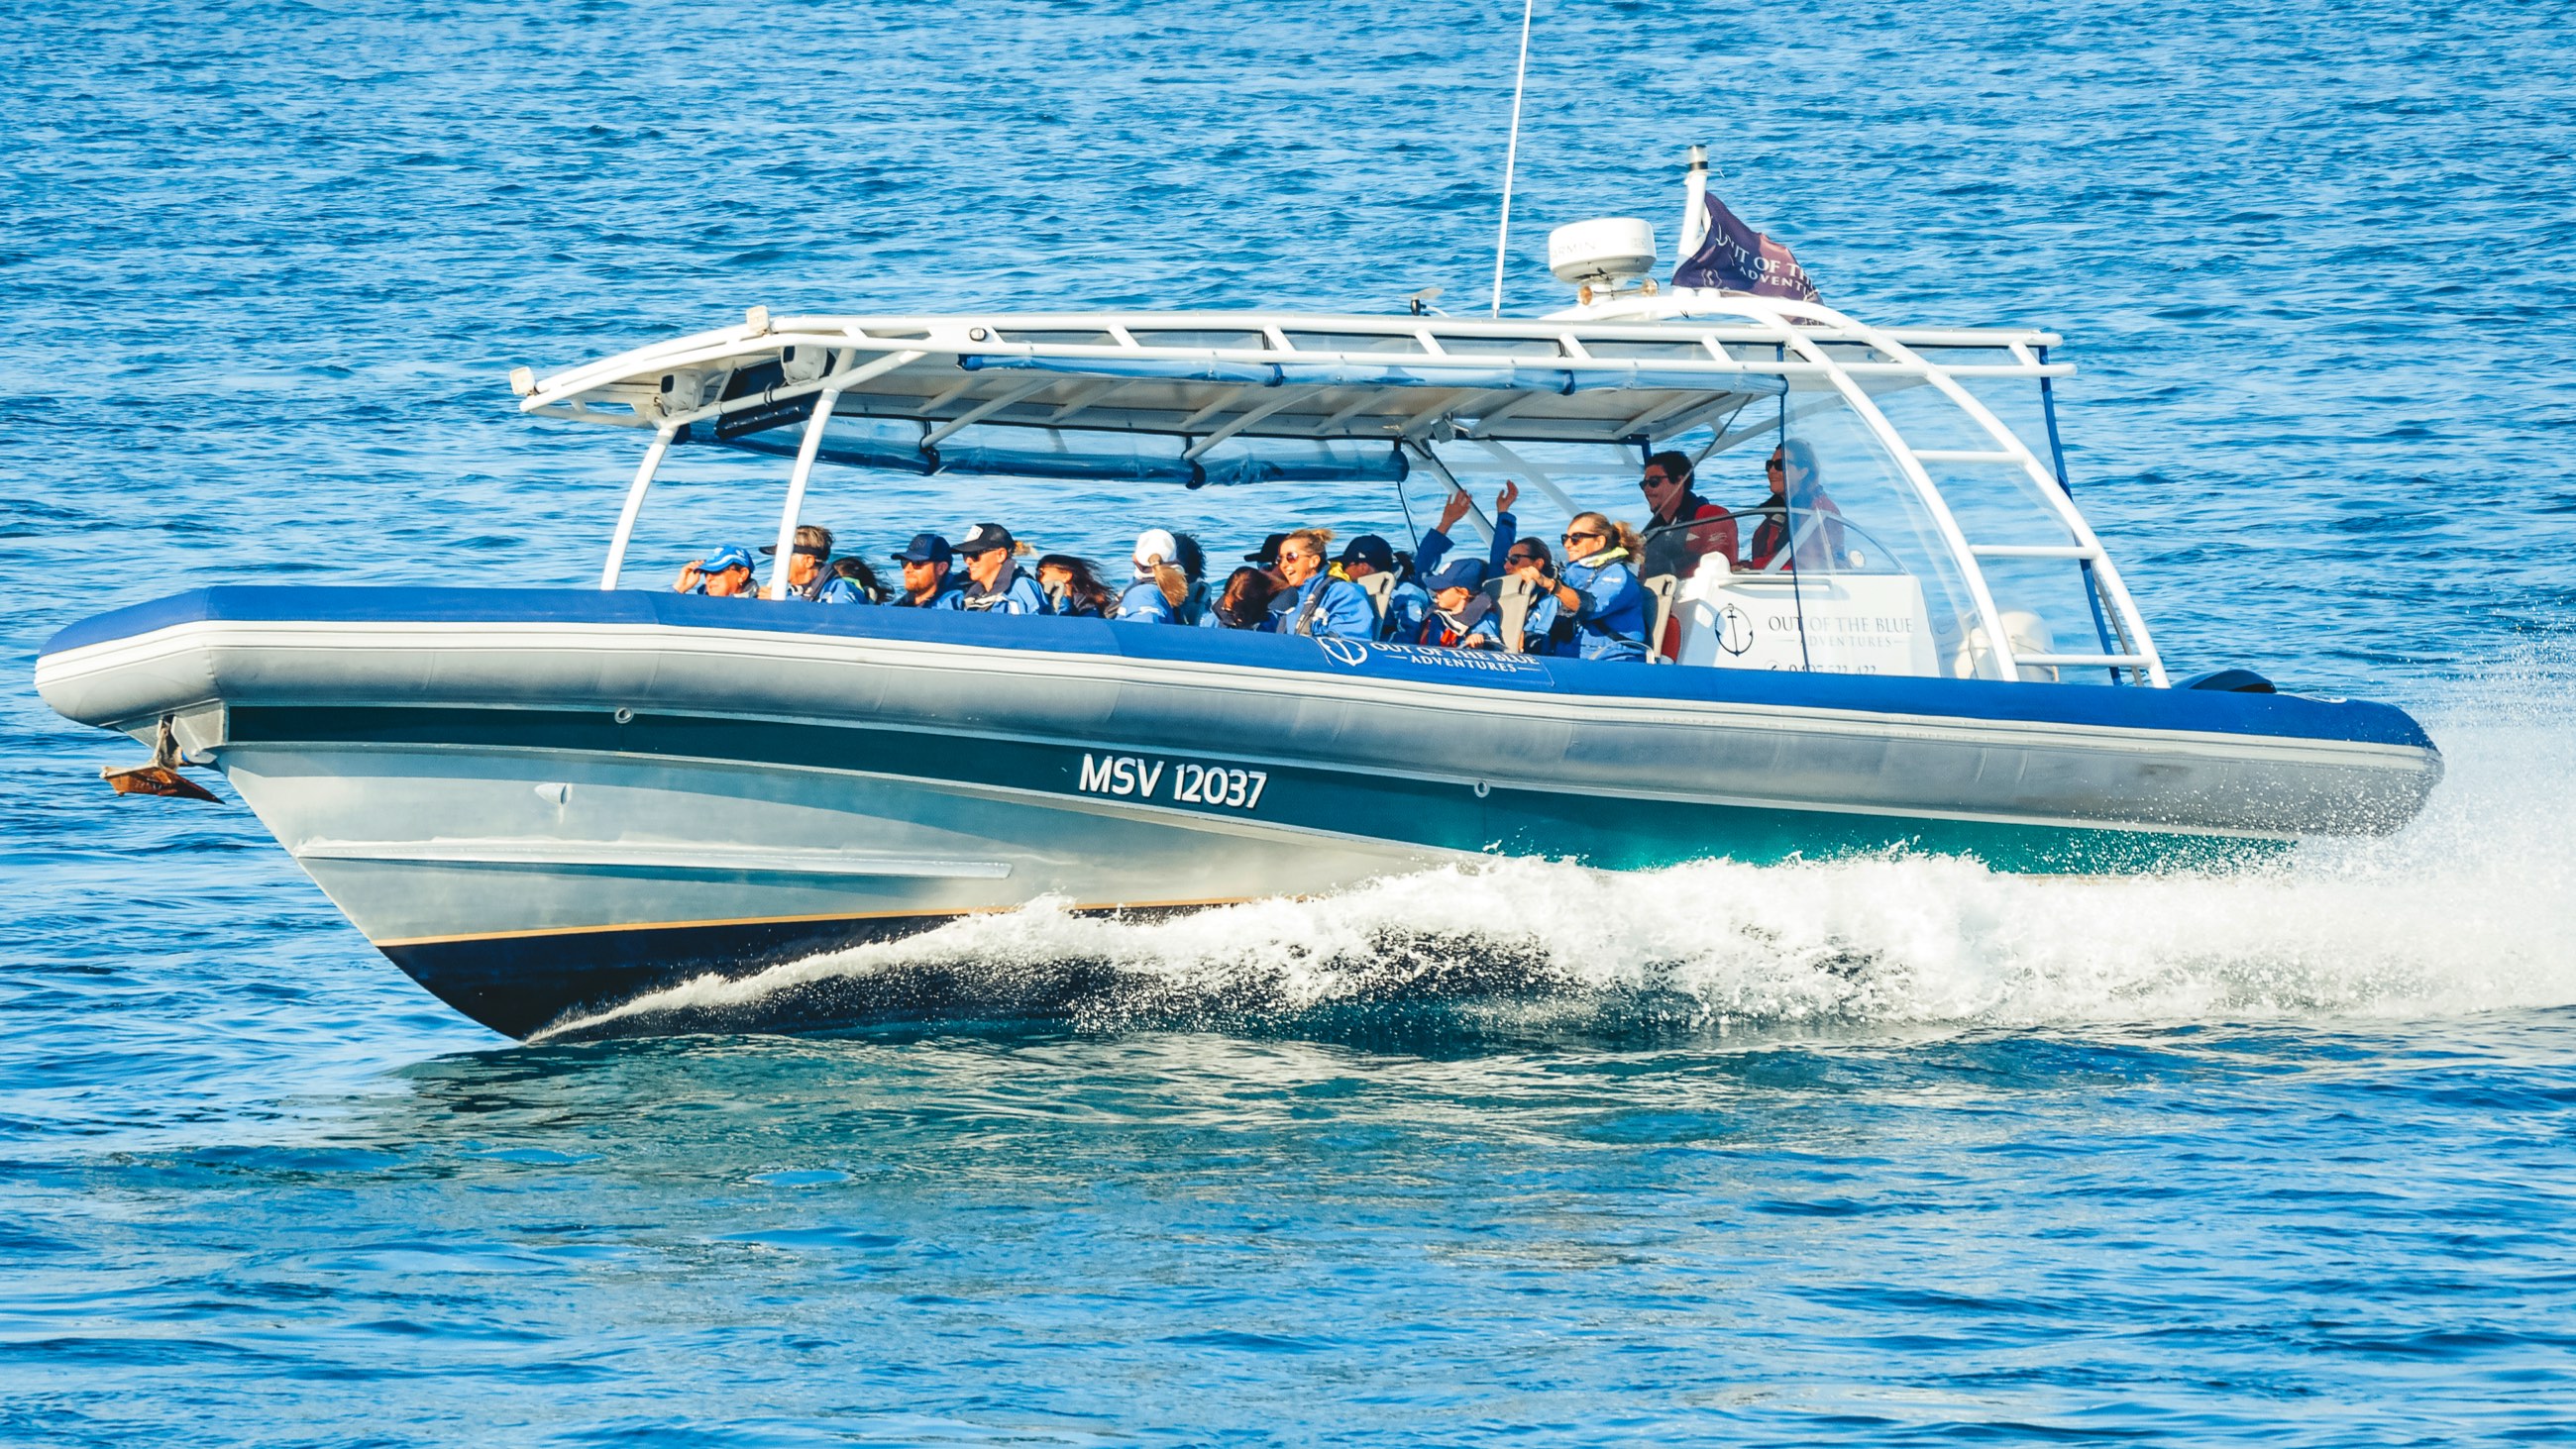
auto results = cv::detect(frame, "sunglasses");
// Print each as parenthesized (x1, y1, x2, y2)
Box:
(1767, 458, 1787, 471)
(1561, 530, 1602, 543)
(1640, 475, 1675, 488)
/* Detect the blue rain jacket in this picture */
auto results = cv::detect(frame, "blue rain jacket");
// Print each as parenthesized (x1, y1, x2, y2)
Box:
(959, 567, 1045, 616)
(1115, 577, 1178, 624)
(1553, 550, 1649, 663)
(1275, 573, 1376, 641)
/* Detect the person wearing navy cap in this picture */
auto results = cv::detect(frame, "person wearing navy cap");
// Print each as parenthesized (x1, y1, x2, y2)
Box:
(1336, 533, 1429, 642)
(889, 533, 963, 609)
(675, 544, 759, 598)
(954, 523, 1045, 615)
(1416, 559, 1502, 649)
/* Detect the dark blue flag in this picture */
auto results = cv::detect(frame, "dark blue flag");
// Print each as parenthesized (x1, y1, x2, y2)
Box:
(1672, 191, 1822, 302)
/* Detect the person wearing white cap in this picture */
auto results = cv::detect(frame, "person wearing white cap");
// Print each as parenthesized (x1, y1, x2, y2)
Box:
(1117, 528, 1192, 625)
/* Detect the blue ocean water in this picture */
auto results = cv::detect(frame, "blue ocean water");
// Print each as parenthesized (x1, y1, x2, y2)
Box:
(6, 0, 2576, 1441)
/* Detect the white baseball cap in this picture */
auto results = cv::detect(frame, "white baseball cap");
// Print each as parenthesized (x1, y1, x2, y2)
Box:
(1132, 528, 1179, 571)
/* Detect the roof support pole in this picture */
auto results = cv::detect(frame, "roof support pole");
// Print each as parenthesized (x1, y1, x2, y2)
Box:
(766, 349, 857, 600)
(601, 421, 678, 590)
(1403, 442, 1494, 545)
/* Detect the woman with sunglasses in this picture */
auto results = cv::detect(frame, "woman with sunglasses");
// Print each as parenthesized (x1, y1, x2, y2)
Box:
(1513, 512, 1649, 663)
(1744, 439, 1848, 571)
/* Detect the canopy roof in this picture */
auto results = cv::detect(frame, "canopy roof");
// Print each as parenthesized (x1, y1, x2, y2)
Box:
(512, 298, 2069, 476)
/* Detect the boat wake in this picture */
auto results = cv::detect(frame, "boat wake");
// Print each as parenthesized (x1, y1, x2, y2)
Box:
(537, 680, 2576, 1046)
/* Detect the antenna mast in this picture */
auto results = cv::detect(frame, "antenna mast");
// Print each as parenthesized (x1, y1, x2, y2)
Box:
(1489, 0, 1536, 318)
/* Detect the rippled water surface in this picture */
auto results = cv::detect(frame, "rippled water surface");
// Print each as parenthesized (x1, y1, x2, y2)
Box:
(6, 0, 2576, 1441)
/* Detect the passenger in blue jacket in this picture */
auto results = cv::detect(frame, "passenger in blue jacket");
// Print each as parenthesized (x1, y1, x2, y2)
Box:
(1517, 512, 1648, 663)
(1336, 534, 1427, 642)
(1272, 529, 1376, 640)
(889, 533, 965, 609)
(954, 523, 1046, 615)
(1117, 528, 1190, 625)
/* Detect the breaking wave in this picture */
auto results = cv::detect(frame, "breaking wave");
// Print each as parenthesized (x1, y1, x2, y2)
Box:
(540, 669, 2576, 1046)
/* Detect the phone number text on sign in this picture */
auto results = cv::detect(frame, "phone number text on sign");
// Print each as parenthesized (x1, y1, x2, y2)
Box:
(1077, 753, 1269, 811)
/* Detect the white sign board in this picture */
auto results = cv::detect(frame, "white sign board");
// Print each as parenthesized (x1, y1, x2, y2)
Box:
(1672, 570, 1939, 676)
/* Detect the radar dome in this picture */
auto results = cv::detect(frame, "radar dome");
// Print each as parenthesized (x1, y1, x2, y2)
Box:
(1547, 218, 1657, 286)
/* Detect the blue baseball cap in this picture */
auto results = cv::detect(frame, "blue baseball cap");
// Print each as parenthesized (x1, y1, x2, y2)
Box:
(891, 533, 952, 564)
(698, 545, 757, 574)
(1426, 559, 1487, 593)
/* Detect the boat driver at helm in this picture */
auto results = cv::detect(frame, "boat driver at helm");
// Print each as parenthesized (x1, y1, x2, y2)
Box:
(888, 533, 965, 609)
(1272, 528, 1376, 641)
(1638, 450, 1739, 581)
(955, 523, 1046, 615)
(674, 544, 759, 598)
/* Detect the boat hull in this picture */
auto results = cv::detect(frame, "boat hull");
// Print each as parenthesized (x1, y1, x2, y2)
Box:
(38, 588, 2443, 1037)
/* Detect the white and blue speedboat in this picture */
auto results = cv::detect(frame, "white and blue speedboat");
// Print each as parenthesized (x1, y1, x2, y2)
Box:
(36, 185, 2441, 1037)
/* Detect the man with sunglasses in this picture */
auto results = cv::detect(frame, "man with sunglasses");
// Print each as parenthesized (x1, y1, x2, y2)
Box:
(1637, 451, 1739, 582)
(761, 524, 867, 603)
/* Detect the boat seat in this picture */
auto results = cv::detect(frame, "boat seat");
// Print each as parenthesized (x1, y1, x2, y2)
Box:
(1351, 569, 1396, 630)
(1485, 574, 1539, 653)
(1642, 572, 1679, 663)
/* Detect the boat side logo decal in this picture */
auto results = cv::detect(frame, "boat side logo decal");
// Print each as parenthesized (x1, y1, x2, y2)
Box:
(1325, 638, 1550, 678)
(1719, 603, 1756, 656)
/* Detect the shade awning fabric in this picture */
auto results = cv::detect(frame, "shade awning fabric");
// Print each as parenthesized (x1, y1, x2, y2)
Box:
(515, 308, 2066, 486)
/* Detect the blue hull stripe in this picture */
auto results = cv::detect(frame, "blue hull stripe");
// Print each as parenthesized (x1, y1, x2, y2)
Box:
(45, 587, 2435, 750)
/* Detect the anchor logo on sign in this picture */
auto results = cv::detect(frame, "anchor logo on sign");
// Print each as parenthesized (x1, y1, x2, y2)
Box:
(1317, 637, 1371, 668)
(1717, 603, 1756, 656)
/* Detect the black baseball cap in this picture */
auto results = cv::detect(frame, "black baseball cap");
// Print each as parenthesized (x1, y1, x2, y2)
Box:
(1337, 534, 1394, 573)
(957, 522, 1015, 557)
(1243, 532, 1290, 566)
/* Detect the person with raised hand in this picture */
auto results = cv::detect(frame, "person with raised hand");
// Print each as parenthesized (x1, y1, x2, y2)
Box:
(674, 544, 759, 598)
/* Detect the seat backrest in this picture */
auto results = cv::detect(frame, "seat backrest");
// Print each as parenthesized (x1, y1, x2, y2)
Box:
(1352, 569, 1396, 629)
(1488, 575, 1537, 653)
(1642, 572, 1680, 663)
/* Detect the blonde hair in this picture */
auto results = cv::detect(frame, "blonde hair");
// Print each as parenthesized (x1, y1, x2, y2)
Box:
(1135, 547, 1189, 607)
(1568, 512, 1642, 563)
(1284, 528, 1335, 560)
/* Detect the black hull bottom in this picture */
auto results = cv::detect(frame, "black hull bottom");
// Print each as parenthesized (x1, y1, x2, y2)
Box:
(379, 906, 1203, 1040)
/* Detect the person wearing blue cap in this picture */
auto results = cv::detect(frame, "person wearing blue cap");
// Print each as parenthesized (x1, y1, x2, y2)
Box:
(1415, 559, 1503, 650)
(889, 533, 964, 609)
(675, 544, 759, 597)
(954, 523, 1045, 615)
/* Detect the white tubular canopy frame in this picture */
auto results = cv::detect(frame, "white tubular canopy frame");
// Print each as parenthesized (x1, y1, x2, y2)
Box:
(517, 298, 2164, 686)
